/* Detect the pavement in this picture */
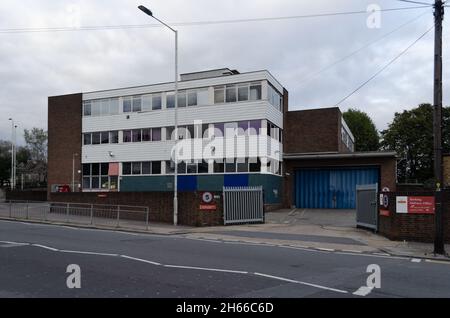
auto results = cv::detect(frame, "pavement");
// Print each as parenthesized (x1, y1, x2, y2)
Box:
(1, 219, 450, 298)
(1, 205, 449, 261)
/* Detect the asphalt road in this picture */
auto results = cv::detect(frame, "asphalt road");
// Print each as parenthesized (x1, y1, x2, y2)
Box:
(0, 220, 449, 298)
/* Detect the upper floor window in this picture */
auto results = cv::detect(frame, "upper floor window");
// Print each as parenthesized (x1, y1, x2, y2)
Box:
(214, 82, 262, 104)
(168, 88, 209, 108)
(268, 84, 283, 112)
(83, 131, 119, 146)
(83, 98, 120, 117)
(142, 94, 162, 111)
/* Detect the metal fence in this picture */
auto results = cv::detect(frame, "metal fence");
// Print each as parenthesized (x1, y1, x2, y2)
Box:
(0, 200, 150, 231)
(223, 186, 264, 225)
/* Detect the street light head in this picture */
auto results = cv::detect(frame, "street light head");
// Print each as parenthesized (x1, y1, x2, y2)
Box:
(138, 5, 153, 17)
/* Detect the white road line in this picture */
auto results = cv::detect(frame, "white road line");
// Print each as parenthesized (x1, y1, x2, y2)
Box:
(353, 286, 374, 296)
(120, 255, 161, 266)
(0, 240, 30, 246)
(411, 258, 422, 263)
(336, 252, 409, 260)
(164, 264, 248, 275)
(316, 248, 335, 252)
(59, 250, 118, 257)
(254, 272, 348, 294)
(32, 244, 59, 252)
(341, 250, 363, 253)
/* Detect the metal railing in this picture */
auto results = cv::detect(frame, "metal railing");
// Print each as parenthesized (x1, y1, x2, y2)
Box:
(0, 200, 150, 231)
(223, 186, 264, 225)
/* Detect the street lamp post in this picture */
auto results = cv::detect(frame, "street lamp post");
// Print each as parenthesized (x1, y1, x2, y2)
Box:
(138, 5, 179, 226)
(8, 118, 15, 190)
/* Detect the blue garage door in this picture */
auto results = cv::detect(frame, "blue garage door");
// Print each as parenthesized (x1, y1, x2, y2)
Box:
(295, 167, 379, 209)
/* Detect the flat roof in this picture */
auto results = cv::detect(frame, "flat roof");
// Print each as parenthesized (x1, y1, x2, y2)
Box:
(284, 151, 397, 160)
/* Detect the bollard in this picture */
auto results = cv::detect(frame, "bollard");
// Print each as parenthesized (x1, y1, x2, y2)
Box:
(26, 201, 29, 220)
(146, 207, 149, 231)
(116, 206, 120, 228)
(90, 204, 94, 225)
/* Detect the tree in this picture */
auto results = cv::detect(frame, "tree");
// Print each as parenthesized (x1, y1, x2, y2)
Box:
(0, 140, 30, 187)
(381, 104, 450, 184)
(343, 109, 380, 151)
(24, 128, 47, 163)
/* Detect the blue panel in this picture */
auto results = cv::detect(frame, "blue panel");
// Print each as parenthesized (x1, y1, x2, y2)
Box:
(178, 175, 197, 191)
(296, 167, 379, 209)
(224, 174, 249, 187)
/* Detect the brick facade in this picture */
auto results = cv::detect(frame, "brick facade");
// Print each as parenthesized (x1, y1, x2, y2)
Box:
(49, 191, 224, 227)
(284, 107, 350, 154)
(47, 93, 82, 197)
(379, 190, 450, 243)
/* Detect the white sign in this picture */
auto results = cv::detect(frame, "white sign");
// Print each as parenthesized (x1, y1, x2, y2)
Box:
(396, 196, 408, 214)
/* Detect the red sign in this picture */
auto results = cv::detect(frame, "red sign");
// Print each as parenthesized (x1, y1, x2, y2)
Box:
(379, 209, 390, 217)
(200, 204, 217, 211)
(408, 196, 435, 214)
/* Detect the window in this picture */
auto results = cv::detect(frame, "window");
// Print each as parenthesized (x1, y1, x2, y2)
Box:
(142, 162, 151, 175)
(122, 163, 132, 175)
(198, 160, 209, 174)
(224, 122, 238, 137)
(83, 102, 92, 116)
(132, 129, 142, 142)
(92, 101, 101, 116)
(152, 161, 162, 175)
(152, 128, 162, 141)
(226, 85, 237, 103)
(166, 161, 175, 174)
(166, 127, 175, 140)
(187, 163, 197, 174)
(250, 83, 262, 100)
(123, 98, 132, 113)
(132, 162, 141, 175)
(92, 133, 101, 145)
(142, 128, 151, 142)
(142, 95, 152, 111)
(84, 134, 91, 145)
(225, 159, 236, 173)
(249, 120, 261, 135)
(187, 91, 197, 106)
(237, 158, 249, 173)
(214, 87, 225, 104)
(82, 163, 112, 190)
(152, 94, 162, 110)
(214, 161, 224, 173)
(213, 123, 224, 137)
(110, 98, 120, 115)
(268, 84, 282, 111)
(132, 96, 142, 112)
(238, 85, 249, 101)
(101, 132, 109, 144)
(249, 158, 261, 172)
(123, 130, 132, 143)
(101, 100, 109, 116)
(178, 91, 187, 108)
(166, 93, 175, 108)
(110, 131, 119, 144)
(177, 162, 187, 174)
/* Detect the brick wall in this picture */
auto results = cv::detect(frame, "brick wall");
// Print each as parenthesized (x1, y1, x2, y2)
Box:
(379, 190, 450, 243)
(49, 191, 223, 227)
(283, 156, 397, 208)
(6, 190, 47, 202)
(47, 93, 82, 198)
(284, 107, 341, 154)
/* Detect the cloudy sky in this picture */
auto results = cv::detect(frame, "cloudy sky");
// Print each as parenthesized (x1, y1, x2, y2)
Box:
(0, 0, 448, 144)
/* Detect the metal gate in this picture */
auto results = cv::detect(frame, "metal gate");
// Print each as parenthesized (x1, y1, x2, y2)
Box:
(356, 184, 378, 231)
(223, 186, 264, 225)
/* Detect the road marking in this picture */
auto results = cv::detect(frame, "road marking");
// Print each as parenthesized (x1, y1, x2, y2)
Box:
(353, 286, 374, 296)
(254, 272, 348, 294)
(59, 250, 118, 257)
(342, 250, 363, 253)
(0, 240, 30, 246)
(32, 244, 59, 252)
(411, 258, 422, 263)
(316, 248, 335, 252)
(120, 255, 161, 266)
(164, 264, 248, 275)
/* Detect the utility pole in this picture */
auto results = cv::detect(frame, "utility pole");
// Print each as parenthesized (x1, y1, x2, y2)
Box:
(433, 0, 445, 255)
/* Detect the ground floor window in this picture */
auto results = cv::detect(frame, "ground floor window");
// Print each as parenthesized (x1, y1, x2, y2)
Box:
(82, 163, 118, 190)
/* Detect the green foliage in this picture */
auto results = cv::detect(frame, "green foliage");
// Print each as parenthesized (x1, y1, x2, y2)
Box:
(24, 128, 48, 163)
(381, 104, 450, 183)
(342, 109, 380, 151)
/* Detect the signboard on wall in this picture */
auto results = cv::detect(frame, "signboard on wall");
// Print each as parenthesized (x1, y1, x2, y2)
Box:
(396, 196, 435, 214)
(200, 192, 217, 211)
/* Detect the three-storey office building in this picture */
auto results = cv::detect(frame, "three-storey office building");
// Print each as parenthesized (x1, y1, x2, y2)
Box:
(48, 68, 287, 205)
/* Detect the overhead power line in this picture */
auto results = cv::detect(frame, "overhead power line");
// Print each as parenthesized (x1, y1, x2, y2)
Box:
(0, 5, 431, 34)
(334, 25, 434, 106)
(298, 11, 430, 86)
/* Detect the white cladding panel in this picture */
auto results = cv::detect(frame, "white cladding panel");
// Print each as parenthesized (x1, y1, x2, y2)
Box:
(82, 71, 283, 100)
(82, 137, 282, 164)
(82, 101, 283, 132)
